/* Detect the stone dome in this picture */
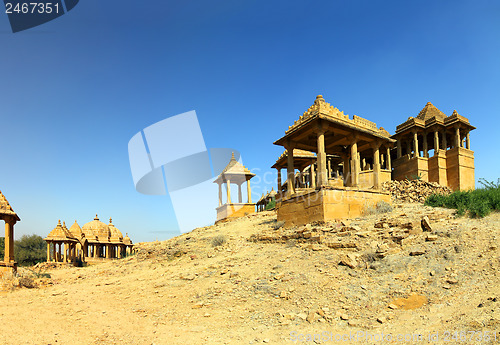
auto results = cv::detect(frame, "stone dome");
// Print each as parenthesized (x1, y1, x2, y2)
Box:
(108, 218, 123, 242)
(123, 233, 132, 245)
(69, 220, 83, 238)
(82, 215, 110, 241)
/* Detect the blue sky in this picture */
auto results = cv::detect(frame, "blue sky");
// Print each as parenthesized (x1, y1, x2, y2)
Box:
(0, 0, 499, 242)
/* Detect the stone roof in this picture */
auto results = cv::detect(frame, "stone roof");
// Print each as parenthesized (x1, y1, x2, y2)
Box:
(271, 149, 317, 170)
(416, 102, 447, 121)
(0, 190, 20, 221)
(221, 153, 254, 175)
(395, 102, 475, 135)
(214, 153, 255, 183)
(278, 149, 315, 161)
(284, 95, 391, 138)
(45, 220, 76, 241)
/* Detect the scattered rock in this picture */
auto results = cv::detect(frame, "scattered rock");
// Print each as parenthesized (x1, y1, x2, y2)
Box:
(426, 234, 438, 242)
(421, 216, 433, 232)
(339, 253, 358, 269)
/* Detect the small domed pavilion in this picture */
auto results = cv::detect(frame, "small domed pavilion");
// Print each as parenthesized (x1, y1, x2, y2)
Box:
(213, 153, 256, 222)
(45, 215, 133, 264)
(0, 190, 20, 274)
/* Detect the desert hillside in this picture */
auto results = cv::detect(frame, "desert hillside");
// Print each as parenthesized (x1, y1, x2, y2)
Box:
(0, 203, 498, 345)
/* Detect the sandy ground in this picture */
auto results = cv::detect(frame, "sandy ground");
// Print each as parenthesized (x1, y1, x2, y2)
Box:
(0, 203, 498, 345)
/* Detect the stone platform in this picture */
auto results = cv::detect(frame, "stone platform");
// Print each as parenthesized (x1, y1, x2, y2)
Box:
(277, 187, 391, 227)
(216, 203, 255, 222)
(0, 261, 17, 277)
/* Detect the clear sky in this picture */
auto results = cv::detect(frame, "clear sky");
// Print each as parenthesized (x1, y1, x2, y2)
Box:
(0, 0, 499, 242)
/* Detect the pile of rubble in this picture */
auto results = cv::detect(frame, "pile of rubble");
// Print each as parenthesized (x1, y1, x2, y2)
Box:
(382, 179, 451, 203)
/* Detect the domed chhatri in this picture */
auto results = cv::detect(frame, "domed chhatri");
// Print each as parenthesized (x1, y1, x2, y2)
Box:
(213, 152, 256, 222)
(44, 215, 134, 264)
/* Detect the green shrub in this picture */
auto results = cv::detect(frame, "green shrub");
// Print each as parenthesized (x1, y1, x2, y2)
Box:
(265, 197, 276, 211)
(425, 178, 500, 218)
(14, 234, 47, 266)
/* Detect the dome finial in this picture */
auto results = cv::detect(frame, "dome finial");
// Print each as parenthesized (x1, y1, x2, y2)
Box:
(109, 217, 113, 224)
(57, 220, 61, 226)
(94, 214, 99, 221)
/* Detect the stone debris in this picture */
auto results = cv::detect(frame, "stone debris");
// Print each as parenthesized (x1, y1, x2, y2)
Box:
(383, 179, 451, 203)
(426, 234, 438, 242)
(421, 216, 433, 232)
(339, 253, 358, 269)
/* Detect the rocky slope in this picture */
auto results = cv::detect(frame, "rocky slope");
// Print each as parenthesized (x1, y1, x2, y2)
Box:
(0, 203, 498, 345)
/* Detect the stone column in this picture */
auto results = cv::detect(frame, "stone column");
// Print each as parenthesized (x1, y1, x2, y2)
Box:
(442, 131, 447, 150)
(350, 138, 359, 187)
(422, 131, 428, 158)
(93, 244, 97, 258)
(286, 143, 295, 196)
(276, 169, 281, 194)
(466, 132, 470, 149)
(238, 184, 242, 203)
(361, 158, 366, 171)
(4, 218, 14, 263)
(247, 180, 252, 203)
(63, 243, 67, 262)
(46, 242, 51, 262)
(455, 126, 460, 148)
(218, 183, 222, 206)
(311, 163, 316, 189)
(226, 179, 231, 204)
(434, 130, 439, 154)
(386, 147, 391, 170)
(413, 130, 419, 158)
(342, 155, 349, 183)
(317, 131, 327, 186)
(396, 140, 402, 158)
(327, 159, 331, 179)
(106, 245, 111, 259)
(373, 143, 381, 189)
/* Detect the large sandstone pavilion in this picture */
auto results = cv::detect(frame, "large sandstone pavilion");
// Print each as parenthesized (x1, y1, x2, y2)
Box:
(272, 95, 475, 226)
(273, 95, 395, 226)
(44, 215, 133, 264)
(392, 102, 475, 190)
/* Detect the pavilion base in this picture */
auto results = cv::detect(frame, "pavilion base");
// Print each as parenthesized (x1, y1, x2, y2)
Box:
(216, 203, 255, 222)
(0, 261, 17, 277)
(277, 187, 391, 227)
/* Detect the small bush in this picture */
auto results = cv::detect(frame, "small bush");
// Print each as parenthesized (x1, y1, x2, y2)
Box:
(365, 201, 392, 215)
(211, 235, 227, 247)
(376, 201, 392, 213)
(18, 276, 37, 289)
(271, 220, 285, 230)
